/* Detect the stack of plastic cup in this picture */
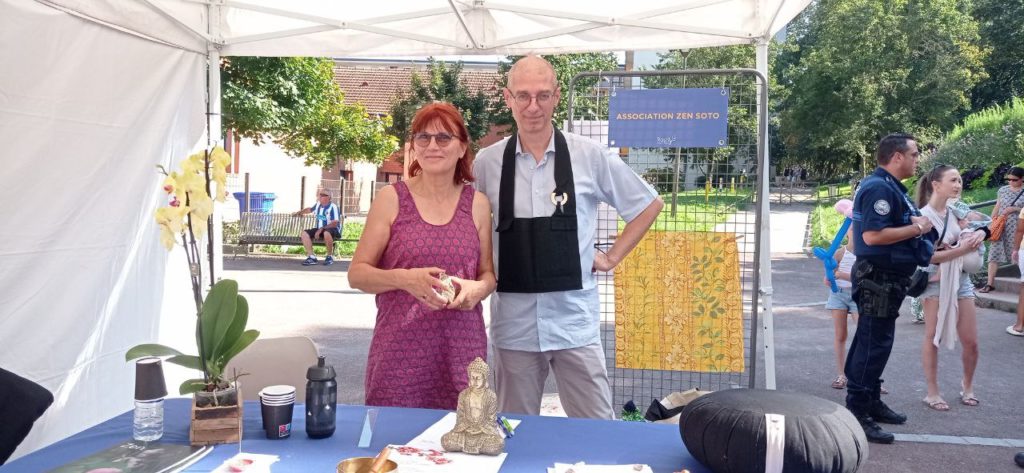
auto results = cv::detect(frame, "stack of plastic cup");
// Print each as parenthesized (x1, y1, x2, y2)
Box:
(259, 385, 296, 439)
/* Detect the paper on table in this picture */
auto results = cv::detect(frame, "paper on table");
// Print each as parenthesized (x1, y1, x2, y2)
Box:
(391, 413, 520, 473)
(211, 453, 279, 473)
(549, 462, 654, 473)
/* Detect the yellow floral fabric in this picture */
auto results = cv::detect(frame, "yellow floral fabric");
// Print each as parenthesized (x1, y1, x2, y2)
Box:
(614, 231, 745, 373)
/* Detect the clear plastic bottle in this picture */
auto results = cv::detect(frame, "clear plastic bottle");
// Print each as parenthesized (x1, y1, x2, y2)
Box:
(133, 398, 164, 442)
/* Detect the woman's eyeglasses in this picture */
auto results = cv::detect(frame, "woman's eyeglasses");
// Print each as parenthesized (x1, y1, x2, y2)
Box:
(1007, 177, 1020, 183)
(412, 132, 456, 148)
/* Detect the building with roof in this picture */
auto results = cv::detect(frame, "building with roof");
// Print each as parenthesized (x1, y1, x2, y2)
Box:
(322, 59, 506, 214)
(226, 59, 506, 218)
(329, 60, 505, 178)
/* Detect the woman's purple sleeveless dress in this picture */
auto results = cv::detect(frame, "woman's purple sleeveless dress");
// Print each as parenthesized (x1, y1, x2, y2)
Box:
(364, 181, 486, 410)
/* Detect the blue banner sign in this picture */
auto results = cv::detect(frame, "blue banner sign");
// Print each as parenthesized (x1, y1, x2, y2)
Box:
(608, 88, 729, 148)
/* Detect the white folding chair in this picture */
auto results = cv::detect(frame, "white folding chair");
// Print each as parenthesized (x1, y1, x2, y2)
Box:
(224, 336, 319, 402)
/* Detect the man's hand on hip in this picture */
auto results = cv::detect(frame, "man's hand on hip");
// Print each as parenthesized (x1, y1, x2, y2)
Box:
(592, 251, 618, 272)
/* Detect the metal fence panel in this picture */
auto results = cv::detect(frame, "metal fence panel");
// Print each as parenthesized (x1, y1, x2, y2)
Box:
(567, 69, 765, 410)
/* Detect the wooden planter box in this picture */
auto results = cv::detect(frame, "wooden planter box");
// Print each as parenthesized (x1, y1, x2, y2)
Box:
(189, 392, 243, 446)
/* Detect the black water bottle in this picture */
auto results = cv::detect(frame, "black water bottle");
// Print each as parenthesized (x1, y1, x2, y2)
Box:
(305, 355, 337, 438)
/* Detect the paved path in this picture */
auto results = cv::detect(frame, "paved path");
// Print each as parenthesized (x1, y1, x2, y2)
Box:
(712, 202, 814, 255)
(225, 202, 1024, 472)
(768, 254, 1023, 473)
(763, 204, 1022, 472)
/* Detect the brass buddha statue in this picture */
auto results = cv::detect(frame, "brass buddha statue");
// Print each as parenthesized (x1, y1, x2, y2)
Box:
(441, 357, 504, 455)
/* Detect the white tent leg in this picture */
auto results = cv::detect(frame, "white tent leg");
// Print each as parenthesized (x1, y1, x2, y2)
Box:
(208, 5, 223, 285)
(756, 38, 777, 389)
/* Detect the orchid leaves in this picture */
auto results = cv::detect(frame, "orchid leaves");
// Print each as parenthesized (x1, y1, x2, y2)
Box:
(126, 279, 259, 394)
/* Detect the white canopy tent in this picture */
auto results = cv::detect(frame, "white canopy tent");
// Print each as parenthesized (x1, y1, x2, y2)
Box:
(0, 0, 807, 459)
(37, 0, 806, 56)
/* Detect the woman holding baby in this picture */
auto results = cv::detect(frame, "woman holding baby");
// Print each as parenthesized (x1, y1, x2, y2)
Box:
(348, 102, 496, 410)
(914, 164, 989, 411)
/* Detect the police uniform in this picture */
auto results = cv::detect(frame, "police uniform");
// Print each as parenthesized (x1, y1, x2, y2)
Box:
(846, 167, 935, 433)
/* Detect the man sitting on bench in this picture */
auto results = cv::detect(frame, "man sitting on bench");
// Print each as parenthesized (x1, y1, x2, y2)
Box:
(293, 191, 341, 266)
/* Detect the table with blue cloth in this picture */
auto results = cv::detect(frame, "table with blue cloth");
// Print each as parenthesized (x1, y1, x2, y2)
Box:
(2, 399, 709, 472)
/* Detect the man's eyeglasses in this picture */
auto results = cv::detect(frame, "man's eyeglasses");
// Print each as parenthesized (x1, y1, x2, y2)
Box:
(412, 132, 456, 148)
(510, 91, 555, 107)
(319, 193, 330, 197)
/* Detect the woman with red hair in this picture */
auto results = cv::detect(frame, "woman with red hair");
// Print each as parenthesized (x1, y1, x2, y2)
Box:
(348, 102, 496, 410)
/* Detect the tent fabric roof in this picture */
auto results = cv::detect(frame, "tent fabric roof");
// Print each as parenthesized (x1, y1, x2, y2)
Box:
(42, 0, 810, 57)
(334, 62, 501, 115)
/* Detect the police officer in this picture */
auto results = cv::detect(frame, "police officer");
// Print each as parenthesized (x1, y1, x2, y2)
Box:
(847, 133, 936, 444)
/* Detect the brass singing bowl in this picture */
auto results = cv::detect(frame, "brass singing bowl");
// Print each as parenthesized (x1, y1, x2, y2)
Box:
(336, 457, 398, 473)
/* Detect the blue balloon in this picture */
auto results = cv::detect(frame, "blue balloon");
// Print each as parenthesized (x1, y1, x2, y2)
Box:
(812, 217, 852, 293)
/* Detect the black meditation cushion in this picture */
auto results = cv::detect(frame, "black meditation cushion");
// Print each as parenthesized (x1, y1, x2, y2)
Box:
(680, 389, 867, 473)
(0, 367, 54, 464)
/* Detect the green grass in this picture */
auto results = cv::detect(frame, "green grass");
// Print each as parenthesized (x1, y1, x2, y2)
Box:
(815, 183, 853, 200)
(962, 187, 998, 207)
(809, 187, 1000, 249)
(809, 205, 848, 249)
(252, 221, 364, 257)
(647, 190, 752, 232)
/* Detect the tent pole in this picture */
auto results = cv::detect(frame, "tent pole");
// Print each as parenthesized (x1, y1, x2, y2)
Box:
(207, 4, 223, 287)
(755, 38, 776, 389)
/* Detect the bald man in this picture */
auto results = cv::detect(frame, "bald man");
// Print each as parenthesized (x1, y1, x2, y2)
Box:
(473, 56, 664, 419)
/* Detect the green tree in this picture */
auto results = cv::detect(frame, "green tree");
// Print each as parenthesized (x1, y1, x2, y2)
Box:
(970, 0, 1024, 109)
(222, 57, 397, 166)
(777, 0, 987, 179)
(491, 53, 620, 129)
(388, 60, 493, 147)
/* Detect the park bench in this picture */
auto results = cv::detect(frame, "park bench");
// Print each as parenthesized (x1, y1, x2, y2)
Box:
(235, 212, 352, 256)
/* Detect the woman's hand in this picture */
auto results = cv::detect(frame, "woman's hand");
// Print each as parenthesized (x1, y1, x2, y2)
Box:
(405, 267, 448, 310)
(1003, 207, 1019, 216)
(959, 230, 985, 248)
(447, 276, 492, 310)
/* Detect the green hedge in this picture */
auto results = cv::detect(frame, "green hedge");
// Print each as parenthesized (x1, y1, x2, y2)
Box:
(935, 97, 1024, 171)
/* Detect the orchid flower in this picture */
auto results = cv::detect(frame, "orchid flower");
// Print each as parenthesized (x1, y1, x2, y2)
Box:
(154, 146, 231, 247)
